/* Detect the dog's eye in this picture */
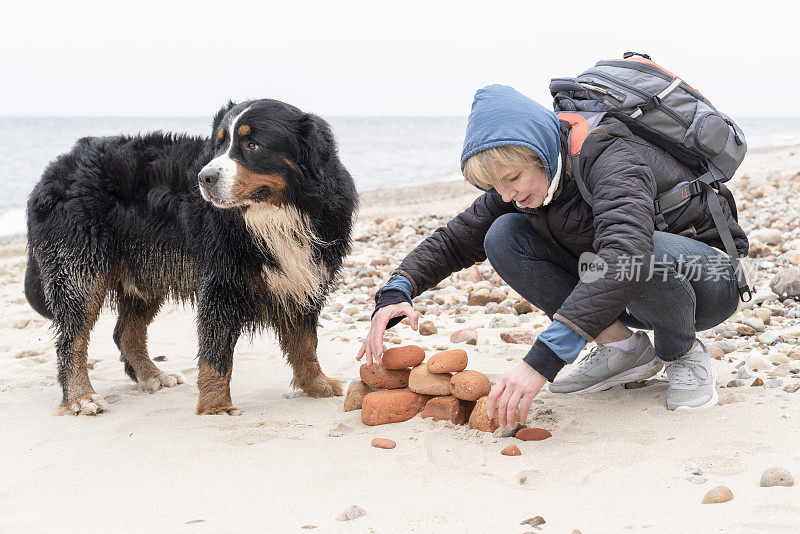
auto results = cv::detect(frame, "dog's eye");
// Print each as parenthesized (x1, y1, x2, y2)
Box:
(246, 142, 260, 151)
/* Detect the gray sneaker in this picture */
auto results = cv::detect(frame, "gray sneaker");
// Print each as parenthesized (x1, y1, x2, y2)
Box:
(548, 331, 662, 394)
(664, 341, 719, 411)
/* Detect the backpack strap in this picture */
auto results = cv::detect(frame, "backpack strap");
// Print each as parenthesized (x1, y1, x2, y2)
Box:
(557, 111, 606, 206)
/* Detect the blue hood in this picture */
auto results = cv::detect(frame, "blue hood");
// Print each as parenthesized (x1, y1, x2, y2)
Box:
(460, 85, 561, 183)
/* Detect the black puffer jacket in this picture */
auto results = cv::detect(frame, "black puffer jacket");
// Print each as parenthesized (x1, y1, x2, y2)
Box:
(389, 115, 747, 344)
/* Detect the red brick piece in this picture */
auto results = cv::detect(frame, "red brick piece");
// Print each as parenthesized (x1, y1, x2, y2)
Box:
(469, 396, 499, 433)
(421, 395, 469, 424)
(427, 349, 468, 373)
(371, 438, 396, 449)
(450, 370, 491, 401)
(361, 388, 432, 426)
(360, 363, 410, 390)
(501, 444, 522, 456)
(382, 345, 425, 370)
(409, 364, 452, 396)
(515, 427, 552, 441)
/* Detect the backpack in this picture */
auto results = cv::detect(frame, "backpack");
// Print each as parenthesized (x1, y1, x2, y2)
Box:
(550, 51, 751, 301)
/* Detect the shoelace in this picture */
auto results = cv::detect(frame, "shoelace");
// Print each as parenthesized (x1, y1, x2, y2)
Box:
(665, 358, 698, 387)
(575, 345, 613, 372)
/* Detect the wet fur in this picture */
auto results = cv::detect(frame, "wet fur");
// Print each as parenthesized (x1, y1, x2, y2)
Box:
(25, 99, 357, 414)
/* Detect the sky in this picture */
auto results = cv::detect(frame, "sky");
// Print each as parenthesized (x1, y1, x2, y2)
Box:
(2, 0, 798, 118)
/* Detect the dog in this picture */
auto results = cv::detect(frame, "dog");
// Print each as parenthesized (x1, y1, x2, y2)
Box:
(25, 99, 357, 415)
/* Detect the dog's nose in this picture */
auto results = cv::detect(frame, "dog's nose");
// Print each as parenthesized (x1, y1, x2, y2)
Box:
(198, 167, 220, 186)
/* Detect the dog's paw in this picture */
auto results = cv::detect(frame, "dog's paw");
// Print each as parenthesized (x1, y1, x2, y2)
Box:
(196, 404, 242, 416)
(56, 394, 109, 416)
(303, 375, 343, 398)
(141, 372, 185, 393)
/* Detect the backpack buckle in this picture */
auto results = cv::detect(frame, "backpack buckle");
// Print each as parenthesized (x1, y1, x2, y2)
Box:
(687, 180, 701, 196)
(636, 95, 661, 115)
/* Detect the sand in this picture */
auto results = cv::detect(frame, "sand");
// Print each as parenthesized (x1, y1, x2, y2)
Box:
(1, 145, 800, 533)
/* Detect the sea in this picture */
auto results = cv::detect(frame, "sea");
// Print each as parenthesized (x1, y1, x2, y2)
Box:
(1, 116, 799, 237)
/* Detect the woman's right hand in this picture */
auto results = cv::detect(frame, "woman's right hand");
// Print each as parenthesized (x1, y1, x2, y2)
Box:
(356, 302, 419, 366)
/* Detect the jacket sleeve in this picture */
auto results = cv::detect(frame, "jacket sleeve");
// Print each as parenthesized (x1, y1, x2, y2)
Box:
(393, 191, 515, 297)
(553, 132, 658, 341)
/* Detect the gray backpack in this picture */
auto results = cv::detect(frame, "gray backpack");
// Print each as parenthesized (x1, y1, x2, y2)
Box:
(550, 52, 751, 301)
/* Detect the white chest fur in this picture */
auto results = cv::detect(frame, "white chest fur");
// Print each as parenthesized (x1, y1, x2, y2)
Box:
(242, 204, 328, 311)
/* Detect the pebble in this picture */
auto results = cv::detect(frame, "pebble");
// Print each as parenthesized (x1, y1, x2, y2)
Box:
(336, 505, 367, 521)
(361, 388, 431, 425)
(371, 438, 396, 449)
(750, 228, 783, 245)
(381, 345, 425, 370)
(771, 268, 800, 297)
(746, 354, 773, 371)
(501, 444, 522, 456)
(419, 320, 437, 336)
(409, 365, 452, 396)
(520, 516, 545, 527)
(783, 383, 800, 393)
(359, 364, 410, 389)
(516, 427, 552, 441)
(427, 349, 468, 373)
(450, 328, 478, 345)
(736, 325, 757, 336)
(623, 381, 647, 389)
(468, 396, 499, 433)
(725, 380, 746, 388)
(765, 377, 783, 388)
(344, 380, 373, 412)
(707, 345, 724, 360)
(760, 467, 794, 487)
(744, 317, 766, 332)
(450, 370, 491, 401)
(751, 377, 765, 387)
(702, 486, 734, 504)
(713, 341, 736, 354)
(759, 331, 780, 345)
(513, 300, 535, 314)
(421, 395, 471, 424)
(737, 367, 751, 379)
(500, 329, 536, 344)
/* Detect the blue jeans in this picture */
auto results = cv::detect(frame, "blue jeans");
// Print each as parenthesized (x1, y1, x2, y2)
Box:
(484, 213, 739, 361)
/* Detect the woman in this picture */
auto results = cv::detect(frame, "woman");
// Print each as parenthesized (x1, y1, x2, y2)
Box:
(357, 84, 747, 427)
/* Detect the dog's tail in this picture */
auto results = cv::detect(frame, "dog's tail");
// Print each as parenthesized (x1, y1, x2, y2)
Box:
(25, 248, 54, 319)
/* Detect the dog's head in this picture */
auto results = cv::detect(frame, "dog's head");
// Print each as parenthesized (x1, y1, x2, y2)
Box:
(198, 99, 338, 209)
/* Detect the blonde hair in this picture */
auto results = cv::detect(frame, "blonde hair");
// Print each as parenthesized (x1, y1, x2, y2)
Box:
(463, 145, 544, 190)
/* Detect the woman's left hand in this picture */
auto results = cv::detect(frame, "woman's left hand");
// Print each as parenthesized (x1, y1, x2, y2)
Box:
(486, 362, 547, 427)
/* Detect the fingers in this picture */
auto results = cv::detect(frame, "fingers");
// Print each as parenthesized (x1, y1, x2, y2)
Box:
(487, 381, 505, 420)
(356, 343, 365, 361)
(404, 304, 420, 331)
(518, 393, 536, 425)
(505, 389, 523, 428)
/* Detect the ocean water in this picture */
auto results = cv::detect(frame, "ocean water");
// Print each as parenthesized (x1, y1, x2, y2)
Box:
(1, 115, 798, 237)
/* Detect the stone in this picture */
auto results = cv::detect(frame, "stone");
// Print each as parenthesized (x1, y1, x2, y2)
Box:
(450, 370, 492, 401)
(751, 377, 764, 387)
(725, 380, 745, 388)
(371, 438, 396, 449)
(736, 325, 757, 336)
(746, 354, 773, 371)
(361, 389, 431, 426)
(759, 467, 794, 487)
(759, 331, 780, 345)
(516, 427, 552, 441)
(713, 341, 736, 354)
(748, 240, 771, 258)
(427, 349, 468, 373)
(360, 364, 410, 389)
(624, 381, 647, 389)
(707, 345, 724, 360)
(513, 300, 535, 315)
(381, 345, 425, 370)
(500, 329, 536, 344)
(344, 380, 373, 411)
(521, 517, 546, 527)
(468, 288, 501, 306)
(755, 307, 772, 322)
(469, 396, 499, 433)
(750, 228, 783, 245)
(419, 320, 437, 336)
(744, 317, 766, 332)
(783, 383, 800, 393)
(737, 367, 751, 379)
(409, 365, 452, 396)
(771, 268, 800, 297)
(336, 505, 367, 521)
(765, 377, 783, 388)
(460, 265, 483, 283)
(702, 486, 734, 504)
(501, 444, 522, 456)
(421, 395, 470, 424)
(451, 328, 478, 345)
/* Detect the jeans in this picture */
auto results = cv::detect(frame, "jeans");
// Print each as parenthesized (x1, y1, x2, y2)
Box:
(484, 213, 740, 362)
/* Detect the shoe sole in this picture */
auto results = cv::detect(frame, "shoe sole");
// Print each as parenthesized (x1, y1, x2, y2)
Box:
(668, 368, 719, 411)
(548, 358, 664, 395)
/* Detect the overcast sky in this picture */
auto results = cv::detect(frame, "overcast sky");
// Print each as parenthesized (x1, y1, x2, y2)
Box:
(2, 0, 798, 118)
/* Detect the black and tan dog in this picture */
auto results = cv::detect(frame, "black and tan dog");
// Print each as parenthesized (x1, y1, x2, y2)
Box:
(25, 100, 357, 415)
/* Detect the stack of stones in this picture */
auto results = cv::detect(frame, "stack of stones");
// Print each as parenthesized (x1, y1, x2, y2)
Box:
(346, 345, 507, 431)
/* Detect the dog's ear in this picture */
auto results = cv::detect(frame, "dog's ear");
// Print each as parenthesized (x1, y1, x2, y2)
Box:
(297, 113, 335, 180)
(211, 100, 238, 133)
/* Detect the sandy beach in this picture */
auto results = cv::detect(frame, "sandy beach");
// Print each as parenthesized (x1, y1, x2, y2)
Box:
(2, 144, 800, 533)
